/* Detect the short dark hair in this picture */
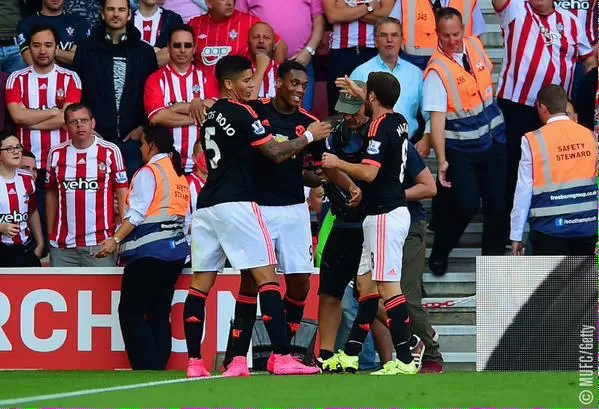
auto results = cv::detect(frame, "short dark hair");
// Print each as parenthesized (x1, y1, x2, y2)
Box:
(367, 72, 400, 109)
(64, 103, 93, 122)
(28, 25, 60, 46)
(101, 0, 130, 10)
(277, 60, 307, 81)
(0, 131, 18, 148)
(22, 149, 36, 160)
(215, 55, 252, 86)
(374, 17, 402, 36)
(537, 84, 568, 114)
(435, 7, 463, 26)
(169, 24, 195, 43)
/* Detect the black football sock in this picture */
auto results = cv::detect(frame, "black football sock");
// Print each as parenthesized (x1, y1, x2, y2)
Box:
(224, 292, 257, 367)
(258, 282, 290, 355)
(384, 294, 413, 364)
(183, 287, 207, 359)
(283, 294, 306, 343)
(344, 293, 380, 356)
(319, 349, 335, 360)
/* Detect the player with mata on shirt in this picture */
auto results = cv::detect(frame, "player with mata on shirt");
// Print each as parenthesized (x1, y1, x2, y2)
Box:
(184, 55, 329, 378)
(0, 132, 44, 267)
(321, 72, 423, 375)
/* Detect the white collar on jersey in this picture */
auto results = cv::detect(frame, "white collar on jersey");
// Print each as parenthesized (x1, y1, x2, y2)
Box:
(547, 115, 570, 123)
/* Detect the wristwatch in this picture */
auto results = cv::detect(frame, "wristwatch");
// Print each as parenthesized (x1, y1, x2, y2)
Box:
(366, 3, 374, 12)
(113, 236, 121, 244)
(305, 46, 316, 56)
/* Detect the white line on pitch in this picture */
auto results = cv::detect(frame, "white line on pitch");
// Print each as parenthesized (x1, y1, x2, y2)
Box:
(0, 375, 224, 406)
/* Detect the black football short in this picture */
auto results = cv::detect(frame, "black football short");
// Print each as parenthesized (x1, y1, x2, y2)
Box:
(318, 224, 364, 300)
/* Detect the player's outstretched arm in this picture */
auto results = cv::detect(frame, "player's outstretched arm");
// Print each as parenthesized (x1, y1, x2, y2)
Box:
(256, 136, 310, 164)
(255, 121, 331, 164)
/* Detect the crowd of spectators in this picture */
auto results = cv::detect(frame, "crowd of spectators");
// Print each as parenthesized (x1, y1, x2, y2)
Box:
(0, 0, 597, 372)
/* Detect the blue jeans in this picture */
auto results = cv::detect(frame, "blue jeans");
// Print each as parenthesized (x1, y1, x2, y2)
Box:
(0, 44, 26, 74)
(301, 61, 315, 111)
(116, 139, 143, 180)
(571, 61, 586, 100)
(335, 284, 379, 370)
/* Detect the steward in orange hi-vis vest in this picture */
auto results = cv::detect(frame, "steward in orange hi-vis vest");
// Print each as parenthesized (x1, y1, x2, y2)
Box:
(525, 120, 597, 238)
(120, 156, 190, 263)
(401, 0, 477, 57)
(424, 36, 505, 150)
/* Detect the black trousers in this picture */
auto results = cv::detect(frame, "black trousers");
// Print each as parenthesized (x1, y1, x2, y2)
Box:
(118, 257, 184, 370)
(431, 142, 508, 259)
(529, 231, 596, 256)
(326, 47, 378, 115)
(497, 98, 541, 213)
(0, 242, 41, 267)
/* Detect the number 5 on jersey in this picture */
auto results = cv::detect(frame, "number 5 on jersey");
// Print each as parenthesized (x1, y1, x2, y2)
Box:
(204, 127, 221, 169)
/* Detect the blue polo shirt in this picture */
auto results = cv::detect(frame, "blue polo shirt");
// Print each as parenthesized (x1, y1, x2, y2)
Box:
(350, 54, 428, 140)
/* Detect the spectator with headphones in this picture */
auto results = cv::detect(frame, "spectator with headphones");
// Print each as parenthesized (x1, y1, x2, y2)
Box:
(73, 0, 158, 179)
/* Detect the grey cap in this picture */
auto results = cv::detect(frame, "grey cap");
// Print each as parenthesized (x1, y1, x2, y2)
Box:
(334, 80, 366, 115)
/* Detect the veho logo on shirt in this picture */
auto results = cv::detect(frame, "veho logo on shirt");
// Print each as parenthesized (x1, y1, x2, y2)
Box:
(555, 0, 591, 10)
(0, 211, 29, 224)
(61, 179, 100, 191)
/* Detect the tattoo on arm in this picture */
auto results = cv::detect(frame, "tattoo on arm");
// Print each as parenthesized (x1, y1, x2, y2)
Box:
(260, 136, 308, 163)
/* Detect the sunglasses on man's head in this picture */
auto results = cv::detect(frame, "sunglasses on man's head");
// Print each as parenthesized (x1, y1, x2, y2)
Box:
(172, 42, 193, 49)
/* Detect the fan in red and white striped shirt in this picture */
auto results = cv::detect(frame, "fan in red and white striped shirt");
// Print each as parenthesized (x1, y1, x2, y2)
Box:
(0, 168, 37, 246)
(6, 65, 82, 169)
(45, 135, 128, 249)
(247, 22, 279, 98)
(145, 27, 215, 173)
(558, 0, 598, 46)
(188, 3, 284, 89)
(495, 0, 594, 107)
(145, 64, 210, 173)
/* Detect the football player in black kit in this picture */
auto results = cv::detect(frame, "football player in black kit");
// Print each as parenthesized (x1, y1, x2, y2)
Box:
(184, 55, 329, 378)
(221, 60, 334, 376)
(321, 72, 422, 375)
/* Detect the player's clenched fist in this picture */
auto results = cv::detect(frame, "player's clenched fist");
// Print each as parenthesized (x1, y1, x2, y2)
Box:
(321, 152, 341, 169)
(306, 121, 332, 141)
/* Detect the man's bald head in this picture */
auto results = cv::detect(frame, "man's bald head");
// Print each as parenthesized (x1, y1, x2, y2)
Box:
(249, 22, 275, 58)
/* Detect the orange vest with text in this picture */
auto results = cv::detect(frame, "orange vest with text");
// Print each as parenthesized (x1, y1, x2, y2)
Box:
(423, 36, 505, 147)
(525, 119, 597, 237)
(401, 0, 477, 57)
(120, 156, 190, 262)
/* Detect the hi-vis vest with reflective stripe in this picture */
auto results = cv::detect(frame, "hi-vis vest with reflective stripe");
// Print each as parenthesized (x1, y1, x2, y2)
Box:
(402, 0, 476, 57)
(120, 156, 190, 263)
(525, 119, 597, 238)
(424, 36, 505, 146)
